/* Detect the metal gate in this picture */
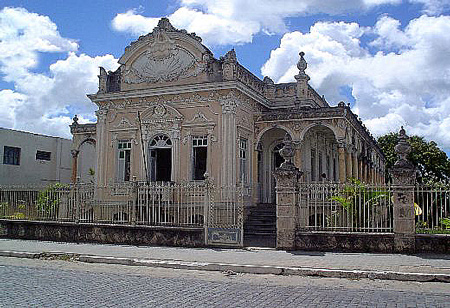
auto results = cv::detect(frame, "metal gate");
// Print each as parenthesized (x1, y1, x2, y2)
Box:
(206, 185, 245, 247)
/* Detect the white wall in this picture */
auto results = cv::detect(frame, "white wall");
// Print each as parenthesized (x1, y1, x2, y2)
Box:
(0, 128, 72, 185)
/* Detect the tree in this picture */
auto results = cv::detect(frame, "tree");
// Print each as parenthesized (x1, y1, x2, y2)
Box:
(377, 133, 450, 183)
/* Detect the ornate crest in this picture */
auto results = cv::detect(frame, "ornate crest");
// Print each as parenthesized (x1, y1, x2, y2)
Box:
(122, 19, 208, 84)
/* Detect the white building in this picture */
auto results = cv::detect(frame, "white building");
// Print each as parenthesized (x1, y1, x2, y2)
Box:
(0, 128, 72, 185)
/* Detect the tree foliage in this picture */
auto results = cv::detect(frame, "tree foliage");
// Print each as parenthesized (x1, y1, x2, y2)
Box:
(377, 133, 450, 183)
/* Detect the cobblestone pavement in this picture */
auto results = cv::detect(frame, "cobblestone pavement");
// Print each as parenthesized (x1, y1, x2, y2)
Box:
(0, 257, 449, 308)
(1, 239, 450, 275)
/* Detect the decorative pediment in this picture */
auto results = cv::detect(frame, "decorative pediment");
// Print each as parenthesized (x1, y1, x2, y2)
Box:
(119, 18, 212, 85)
(183, 111, 215, 128)
(140, 103, 183, 123)
(114, 117, 134, 129)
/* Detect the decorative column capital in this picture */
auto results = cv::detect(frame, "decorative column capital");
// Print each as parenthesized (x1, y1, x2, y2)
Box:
(220, 92, 238, 114)
(95, 108, 108, 123)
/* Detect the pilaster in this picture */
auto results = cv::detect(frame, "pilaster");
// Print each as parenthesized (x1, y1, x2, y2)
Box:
(220, 93, 238, 187)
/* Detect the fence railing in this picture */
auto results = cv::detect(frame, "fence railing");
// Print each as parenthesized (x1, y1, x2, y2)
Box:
(299, 182, 393, 233)
(414, 185, 450, 234)
(0, 182, 247, 230)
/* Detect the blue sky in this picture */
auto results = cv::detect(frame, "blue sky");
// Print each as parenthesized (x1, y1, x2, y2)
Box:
(1, 0, 450, 153)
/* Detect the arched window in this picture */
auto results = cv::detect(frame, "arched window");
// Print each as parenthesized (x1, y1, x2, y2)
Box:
(149, 135, 172, 147)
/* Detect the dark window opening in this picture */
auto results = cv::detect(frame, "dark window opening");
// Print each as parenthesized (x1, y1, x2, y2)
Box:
(193, 147, 207, 180)
(149, 148, 172, 182)
(36, 150, 51, 161)
(3, 146, 20, 165)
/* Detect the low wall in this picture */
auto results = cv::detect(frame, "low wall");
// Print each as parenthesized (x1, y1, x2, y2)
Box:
(0, 219, 205, 248)
(415, 234, 450, 254)
(295, 231, 395, 253)
(295, 231, 450, 254)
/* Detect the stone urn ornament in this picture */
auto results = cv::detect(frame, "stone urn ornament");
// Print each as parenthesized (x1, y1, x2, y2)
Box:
(279, 134, 296, 170)
(394, 126, 414, 169)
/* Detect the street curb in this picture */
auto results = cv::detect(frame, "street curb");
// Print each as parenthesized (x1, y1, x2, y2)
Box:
(1, 250, 449, 283)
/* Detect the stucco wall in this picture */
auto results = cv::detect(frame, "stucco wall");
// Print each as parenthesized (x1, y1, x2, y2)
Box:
(0, 128, 72, 185)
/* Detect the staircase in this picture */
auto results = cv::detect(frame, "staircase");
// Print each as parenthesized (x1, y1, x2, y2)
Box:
(243, 203, 276, 248)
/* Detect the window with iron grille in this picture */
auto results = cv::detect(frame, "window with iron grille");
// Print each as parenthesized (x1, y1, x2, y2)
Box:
(36, 150, 51, 161)
(3, 146, 20, 165)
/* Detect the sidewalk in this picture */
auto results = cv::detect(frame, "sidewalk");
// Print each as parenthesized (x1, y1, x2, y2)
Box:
(1, 239, 449, 282)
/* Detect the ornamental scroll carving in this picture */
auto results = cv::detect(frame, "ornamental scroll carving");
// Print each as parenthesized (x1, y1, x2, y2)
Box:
(122, 29, 208, 84)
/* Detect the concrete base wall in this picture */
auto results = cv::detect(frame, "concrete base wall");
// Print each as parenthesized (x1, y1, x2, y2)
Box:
(295, 232, 450, 254)
(415, 234, 450, 254)
(0, 220, 204, 248)
(295, 232, 395, 253)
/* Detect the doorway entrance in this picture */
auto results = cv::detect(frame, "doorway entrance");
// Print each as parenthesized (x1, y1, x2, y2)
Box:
(148, 134, 172, 182)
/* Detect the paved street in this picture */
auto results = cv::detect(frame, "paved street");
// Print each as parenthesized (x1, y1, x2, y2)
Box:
(1, 257, 449, 307)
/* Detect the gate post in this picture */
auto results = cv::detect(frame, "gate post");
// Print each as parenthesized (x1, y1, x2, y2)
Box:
(391, 127, 416, 253)
(274, 134, 302, 250)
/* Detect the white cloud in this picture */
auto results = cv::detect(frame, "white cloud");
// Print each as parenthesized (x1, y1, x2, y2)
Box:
(261, 15, 450, 151)
(409, 0, 450, 14)
(0, 7, 119, 138)
(111, 0, 408, 46)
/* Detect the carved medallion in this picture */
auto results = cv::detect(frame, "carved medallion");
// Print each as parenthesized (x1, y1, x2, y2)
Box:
(122, 30, 207, 84)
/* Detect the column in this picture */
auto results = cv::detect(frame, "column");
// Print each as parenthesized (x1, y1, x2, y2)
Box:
(352, 152, 358, 179)
(70, 150, 79, 184)
(346, 149, 353, 179)
(338, 144, 346, 183)
(95, 108, 108, 186)
(391, 127, 416, 253)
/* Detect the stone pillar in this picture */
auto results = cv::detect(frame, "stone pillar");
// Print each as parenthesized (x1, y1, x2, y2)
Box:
(391, 127, 416, 253)
(70, 150, 79, 184)
(273, 134, 302, 250)
(338, 144, 346, 183)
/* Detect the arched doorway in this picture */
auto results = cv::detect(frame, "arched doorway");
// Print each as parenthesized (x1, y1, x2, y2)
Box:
(148, 134, 172, 182)
(271, 142, 284, 203)
(301, 125, 339, 182)
(77, 139, 96, 183)
(257, 127, 291, 203)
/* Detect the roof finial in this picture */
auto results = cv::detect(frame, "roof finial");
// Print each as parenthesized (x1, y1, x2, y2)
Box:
(295, 51, 309, 82)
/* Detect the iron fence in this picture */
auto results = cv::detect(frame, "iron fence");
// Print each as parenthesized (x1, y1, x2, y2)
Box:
(299, 182, 393, 233)
(414, 185, 450, 234)
(0, 182, 246, 230)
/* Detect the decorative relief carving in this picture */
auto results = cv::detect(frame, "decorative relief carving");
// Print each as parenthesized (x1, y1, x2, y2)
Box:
(122, 25, 208, 84)
(114, 117, 134, 129)
(220, 91, 239, 114)
(186, 112, 211, 124)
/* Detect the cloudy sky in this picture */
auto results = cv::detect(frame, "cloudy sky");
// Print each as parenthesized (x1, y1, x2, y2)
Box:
(1, 0, 450, 153)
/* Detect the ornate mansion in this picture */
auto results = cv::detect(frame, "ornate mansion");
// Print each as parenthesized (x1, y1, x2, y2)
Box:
(70, 18, 385, 204)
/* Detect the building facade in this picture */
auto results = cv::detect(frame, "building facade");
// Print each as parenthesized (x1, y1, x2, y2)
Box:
(0, 128, 72, 185)
(71, 18, 385, 204)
